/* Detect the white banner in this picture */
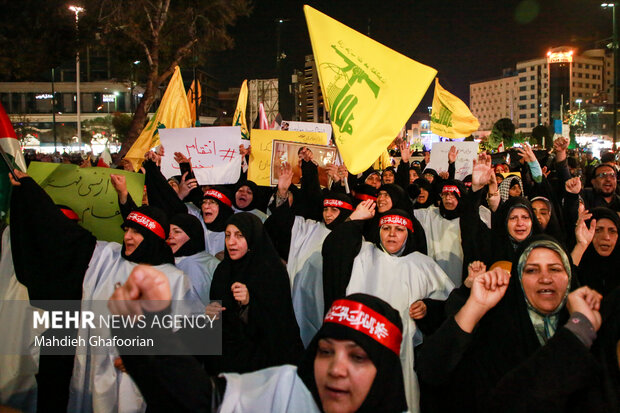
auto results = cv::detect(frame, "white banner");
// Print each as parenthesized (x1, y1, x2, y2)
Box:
(282, 121, 331, 143)
(159, 126, 242, 185)
(425, 141, 479, 180)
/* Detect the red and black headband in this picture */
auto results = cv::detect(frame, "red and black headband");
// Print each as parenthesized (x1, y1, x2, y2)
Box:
(323, 198, 354, 211)
(324, 299, 403, 355)
(379, 214, 413, 232)
(126, 211, 166, 239)
(442, 185, 461, 197)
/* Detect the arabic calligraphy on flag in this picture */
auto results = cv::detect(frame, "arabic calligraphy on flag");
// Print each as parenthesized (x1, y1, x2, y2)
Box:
(159, 127, 242, 185)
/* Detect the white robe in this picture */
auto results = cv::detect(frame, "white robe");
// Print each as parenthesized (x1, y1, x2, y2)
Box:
(346, 242, 455, 413)
(68, 241, 194, 413)
(233, 207, 269, 223)
(187, 203, 225, 257)
(414, 206, 464, 287)
(219, 365, 320, 413)
(286, 217, 331, 347)
(175, 251, 220, 306)
(0, 227, 42, 413)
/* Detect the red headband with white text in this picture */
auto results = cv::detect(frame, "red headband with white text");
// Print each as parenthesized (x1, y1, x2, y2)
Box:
(204, 189, 232, 208)
(324, 299, 402, 355)
(126, 211, 166, 239)
(442, 185, 461, 197)
(379, 214, 413, 232)
(323, 198, 354, 211)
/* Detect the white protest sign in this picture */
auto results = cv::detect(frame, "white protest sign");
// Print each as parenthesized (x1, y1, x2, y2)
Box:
(425, 141, 479, 180)
(159, 126, 242, 185)
(282, 121, 331, 143)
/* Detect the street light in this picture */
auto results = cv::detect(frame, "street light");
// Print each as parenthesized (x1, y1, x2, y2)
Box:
(69, 5, 84, 152)
(576, 98, 583, 110)
(602, 2, 618, 149)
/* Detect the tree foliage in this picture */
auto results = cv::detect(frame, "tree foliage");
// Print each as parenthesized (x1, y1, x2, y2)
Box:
(86, 0, 252, 156)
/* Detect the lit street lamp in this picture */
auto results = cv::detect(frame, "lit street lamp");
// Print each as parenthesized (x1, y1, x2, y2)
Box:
(69, 5, 84, 152)
(575, 98, 582, 110)
(602, 2, 618, 148)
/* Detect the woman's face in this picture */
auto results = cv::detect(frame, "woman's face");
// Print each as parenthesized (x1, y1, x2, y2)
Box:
(509, 184, 522, 197)
(409, 169, 419, 184)
(521, 248, 569, 314)
(379, 224, 408, 254)
(365, 174, 381, 189)
(423, 173, 434, 184)
(382, 170, 394, 184)
(123, 227, 144, 255)
(417, 188, 429, 204)
(507, 207, 532, 242)
(592, 218, 618, 257)
(323, 206, 341, 225)
(235, 185, 254, 209)
(166, 224, 190, 254)
(376, 190, 393, 213)
(201, 199, 220, 224)
(531, 200, 551, 230)
(314, 338, 377, 413)
(225, 224, 248, 260)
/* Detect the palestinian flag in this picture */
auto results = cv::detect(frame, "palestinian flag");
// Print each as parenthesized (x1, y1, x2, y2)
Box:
(0, 102, 27, 218)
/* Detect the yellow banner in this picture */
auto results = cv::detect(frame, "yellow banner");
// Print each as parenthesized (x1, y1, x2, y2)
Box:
(248, 129, 328, 186)
(430, 78, 480, 139)
(125, 66, 192, 171)
(233, 79, 249, 140)
(304, 5, 436, 174)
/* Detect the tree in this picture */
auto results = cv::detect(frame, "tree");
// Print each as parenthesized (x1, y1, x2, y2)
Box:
(87, 0, 252, 157)
(112, 112, 133, 142)
(483, 118, 516, 151)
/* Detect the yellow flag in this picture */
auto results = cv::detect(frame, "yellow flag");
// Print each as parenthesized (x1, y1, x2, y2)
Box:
(232, 79, 249, 140)
(430, 78, 479, 139)
(125, 66, 192, 171)
(187, 79, 202, 127)
(304, 5, 437, 174)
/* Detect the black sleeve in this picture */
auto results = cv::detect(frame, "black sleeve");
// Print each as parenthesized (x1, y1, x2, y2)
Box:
(298, 160, 323, 222)
(264, 202, 296, 261)
(10, 177, 97, 302)
(118, 193, 138, 221)
(415, 298, 447, 336)
(415, 316, 474, 385)
(395, 159, 410, 189)
(322, 219, 364, 313)
(448, 161, 455, 180)
(179, 162, 205, 208)
(483, 328, 599, 412)
(143, 160, 187, 218)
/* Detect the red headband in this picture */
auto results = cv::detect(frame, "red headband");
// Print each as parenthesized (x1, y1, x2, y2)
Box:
(323, 198, 354, 211)
(324, 299, 402, 355)
(126, 212, 166, 239)
(442, 185, 461, 197)
(379, 214, 413, 232)
(354, 193, 377, 202)
(204, 189, 232, 208)
(61, 208, 79, 221)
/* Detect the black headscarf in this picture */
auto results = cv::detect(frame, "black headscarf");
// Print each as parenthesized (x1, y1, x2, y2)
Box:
(297, 293, 408, 413)
(382, 166, 396, 183)
(377, 183, 413, 212)
(412, 178, 435, 209)
(209, 212, 303, 373)
(169, 213, 205, 258)
(121, 205, 175, 265)
(322, 191, 354, 230)
(374, 209, 427, 256)
(233, 180, 259, 211)
(352, 183, 378, 206)
(438, 180, 465, 220)
(490, 197, 542, 265)
(578, 207, 620, 296)
(202, 186, 234, 232)
(530, 195, 566, 246)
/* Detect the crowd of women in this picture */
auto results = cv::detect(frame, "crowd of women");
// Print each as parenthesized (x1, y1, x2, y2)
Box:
(0, 135, 619, 413)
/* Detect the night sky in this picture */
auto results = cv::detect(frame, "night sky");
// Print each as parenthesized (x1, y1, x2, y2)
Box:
(209, 0, 611, 111)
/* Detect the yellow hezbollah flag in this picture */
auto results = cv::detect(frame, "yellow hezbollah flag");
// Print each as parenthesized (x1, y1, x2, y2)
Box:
(232, 79, 249, 140)
(304, 5, 436, 174)
(430, 78, 479, 139)
(187, 79, 202, 127)
(125, 66, 192, 171)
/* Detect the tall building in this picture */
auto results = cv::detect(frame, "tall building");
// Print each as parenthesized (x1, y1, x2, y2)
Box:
(248, 79, 279, 128)
(301, 55, 328, 123)
(470, 47, 614, 133)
